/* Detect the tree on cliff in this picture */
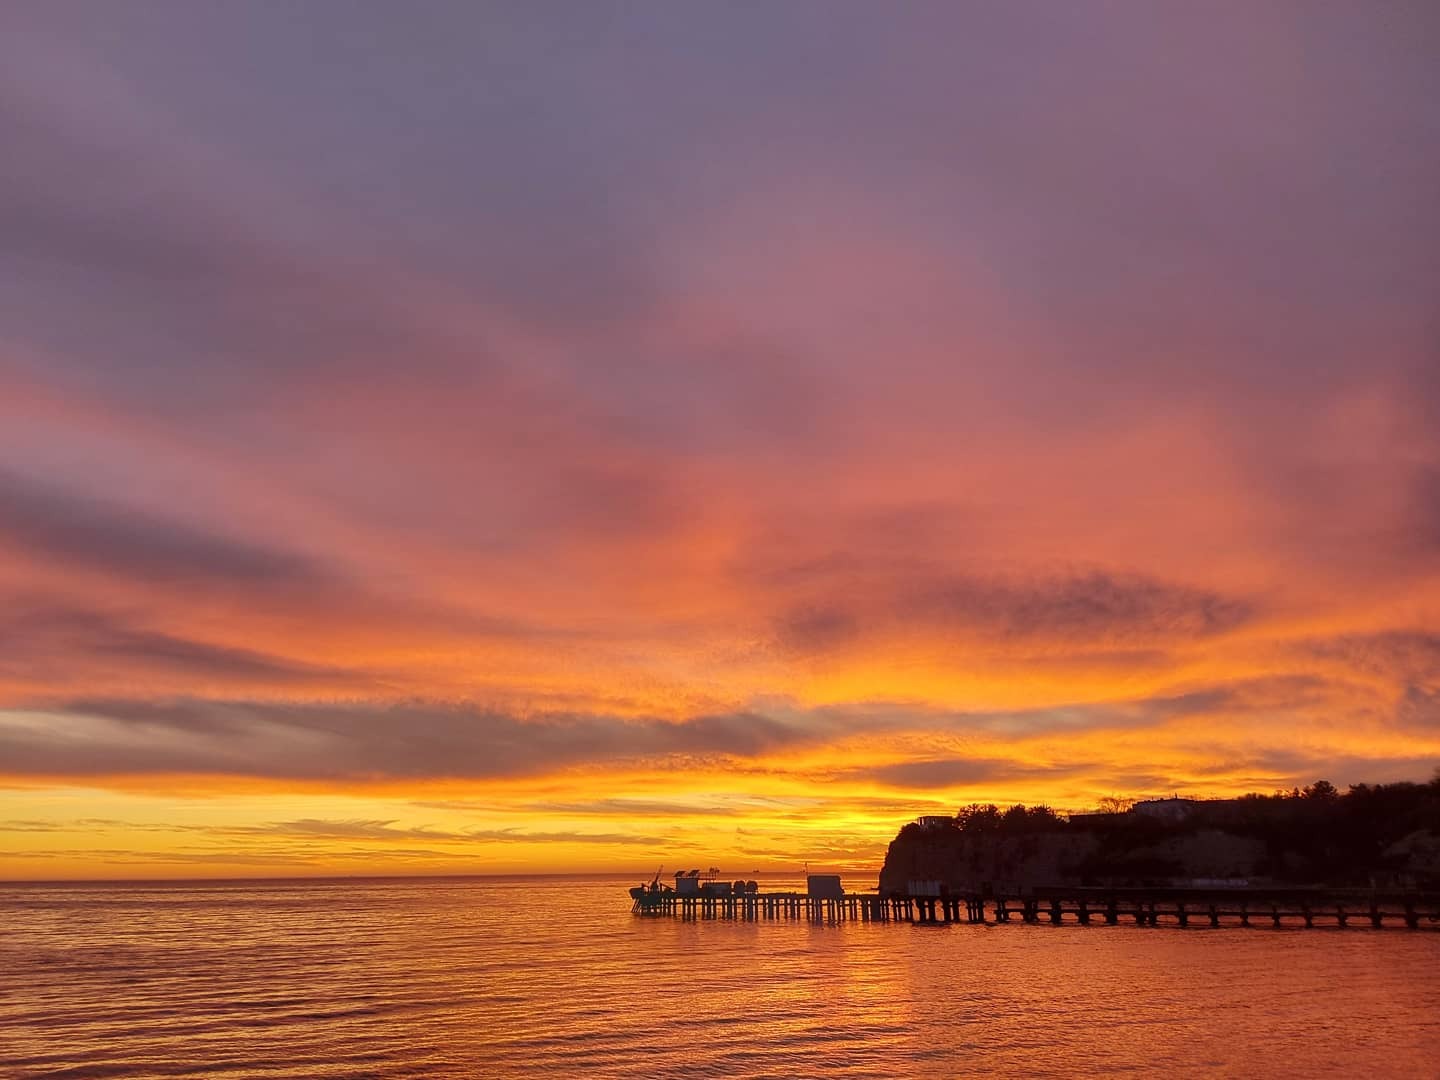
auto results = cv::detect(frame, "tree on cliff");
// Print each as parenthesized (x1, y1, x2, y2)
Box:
(954, 803, 1063, 835)
(956, 804, 1002, 833)
(1003, 804, 1061, 832)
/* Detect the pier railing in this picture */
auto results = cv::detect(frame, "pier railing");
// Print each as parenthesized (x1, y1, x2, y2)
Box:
(633, 885, 1440, 929)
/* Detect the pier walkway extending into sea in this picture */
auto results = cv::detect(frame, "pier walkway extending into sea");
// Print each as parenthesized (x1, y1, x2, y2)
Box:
(633, 886, 1440, 929)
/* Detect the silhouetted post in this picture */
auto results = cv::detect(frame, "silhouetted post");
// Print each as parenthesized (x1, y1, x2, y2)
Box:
(1208, 904, 1219, 927)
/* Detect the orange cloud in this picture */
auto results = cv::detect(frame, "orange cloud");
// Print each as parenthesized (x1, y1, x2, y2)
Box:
(2, 2, 1437, 876)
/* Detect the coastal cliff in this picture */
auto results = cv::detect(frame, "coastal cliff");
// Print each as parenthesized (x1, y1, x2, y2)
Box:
(877, 778, 1440, 894)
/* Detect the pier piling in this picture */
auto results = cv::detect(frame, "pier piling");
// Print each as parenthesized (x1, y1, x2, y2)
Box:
(634, 885, 1439, 930)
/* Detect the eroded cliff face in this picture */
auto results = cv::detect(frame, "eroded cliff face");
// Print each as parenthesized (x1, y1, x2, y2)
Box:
(879, 829, 1096, 894)
(880, 824, 1284, 893)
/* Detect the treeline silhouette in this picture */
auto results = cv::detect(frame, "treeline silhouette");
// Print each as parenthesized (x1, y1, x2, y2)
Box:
(949, 803, 1062, 834)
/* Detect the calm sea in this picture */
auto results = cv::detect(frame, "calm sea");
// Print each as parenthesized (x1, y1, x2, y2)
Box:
(3, 875, 1438, 1079)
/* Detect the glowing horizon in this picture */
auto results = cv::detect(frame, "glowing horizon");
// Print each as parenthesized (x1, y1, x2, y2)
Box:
(2, 3, 1438, 879)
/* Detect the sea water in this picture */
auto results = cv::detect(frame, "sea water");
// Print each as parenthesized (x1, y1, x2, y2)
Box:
(3, 875, 1438, 1078)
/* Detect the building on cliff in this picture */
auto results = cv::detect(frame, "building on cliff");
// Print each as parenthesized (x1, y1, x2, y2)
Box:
(915, 815, 955, 831)
(1132, 797, 1197, 822)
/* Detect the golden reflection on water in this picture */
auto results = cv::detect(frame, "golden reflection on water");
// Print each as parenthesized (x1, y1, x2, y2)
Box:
(4, 876, 1439, 1078)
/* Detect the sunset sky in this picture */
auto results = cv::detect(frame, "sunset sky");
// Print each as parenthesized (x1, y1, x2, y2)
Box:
(2, 2, 1438, 879)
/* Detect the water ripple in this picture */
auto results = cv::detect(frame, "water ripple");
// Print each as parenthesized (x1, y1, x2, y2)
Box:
(4, 876, 1439, 1078)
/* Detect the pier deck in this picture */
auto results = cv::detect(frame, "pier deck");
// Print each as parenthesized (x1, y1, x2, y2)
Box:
(633, 886, 1440, 929)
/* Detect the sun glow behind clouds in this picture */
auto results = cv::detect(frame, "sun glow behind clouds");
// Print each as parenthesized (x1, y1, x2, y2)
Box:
(1, 2, 1438, 877)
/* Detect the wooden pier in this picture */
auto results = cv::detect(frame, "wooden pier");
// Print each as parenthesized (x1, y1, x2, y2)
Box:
(633, 885, 1440, 929)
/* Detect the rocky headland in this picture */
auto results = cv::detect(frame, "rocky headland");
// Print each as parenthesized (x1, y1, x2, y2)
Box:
(878, 777, 1440, 895)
